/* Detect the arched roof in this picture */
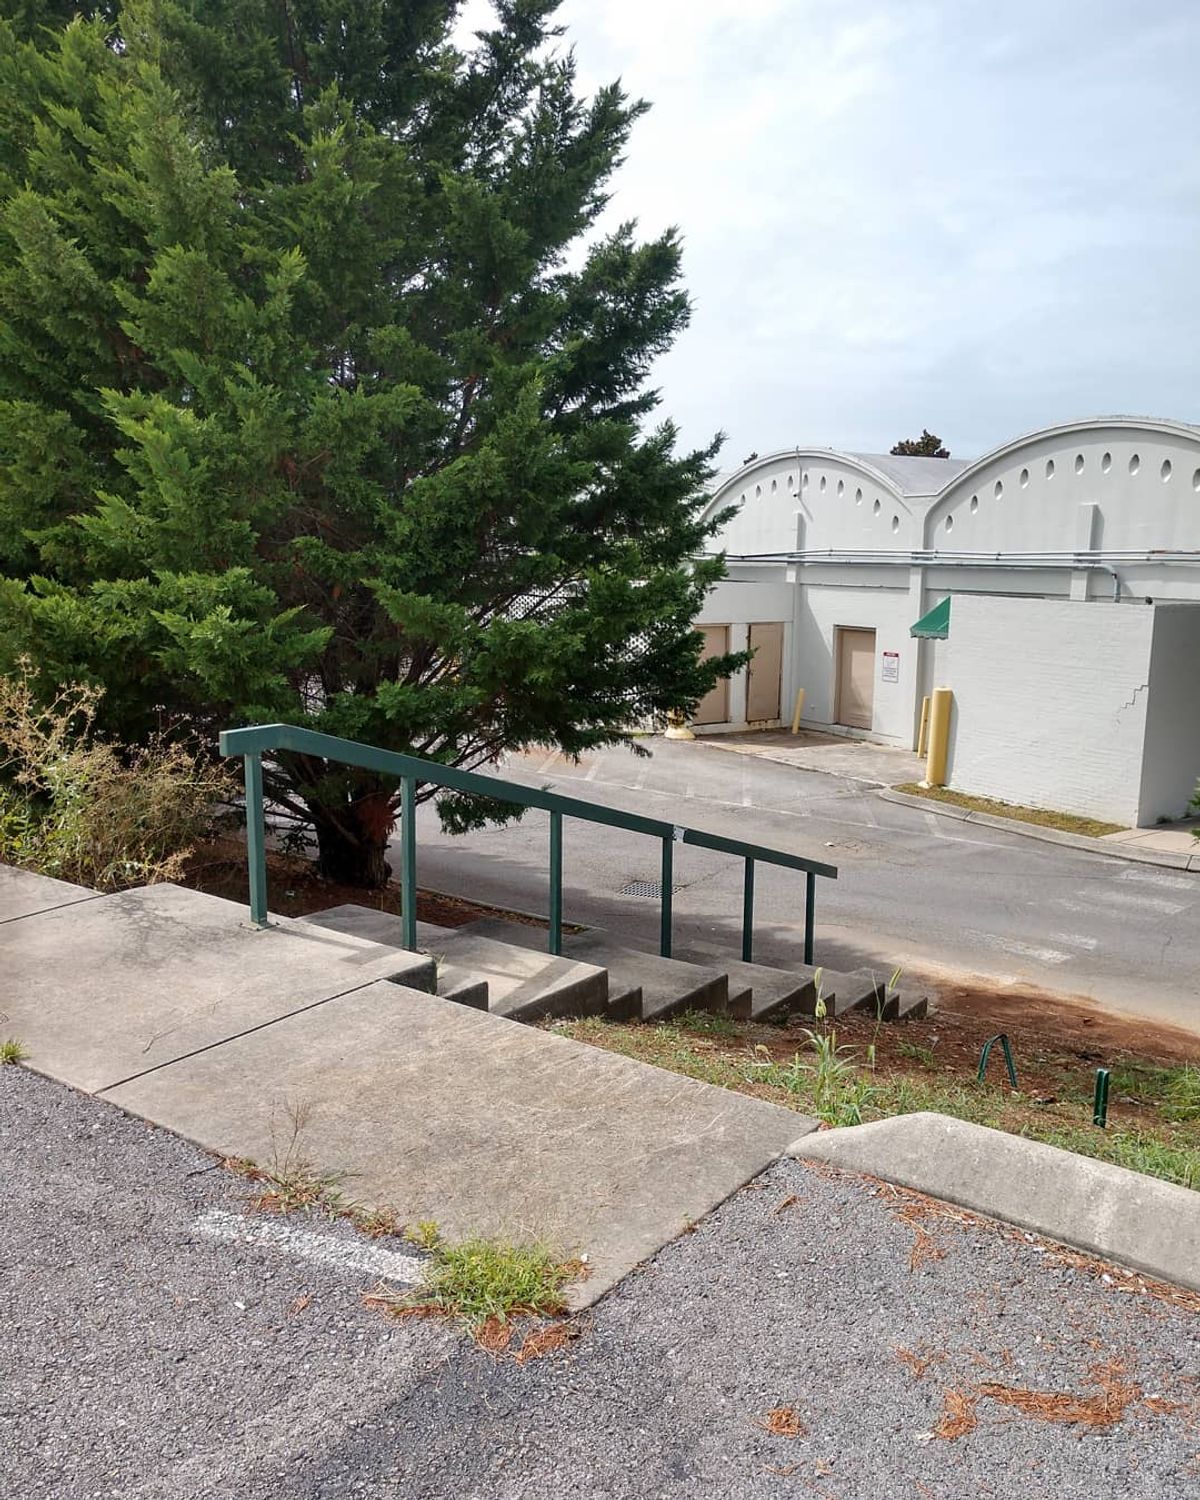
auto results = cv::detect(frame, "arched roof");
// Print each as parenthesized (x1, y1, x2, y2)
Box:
(702, 415, 1200, 526)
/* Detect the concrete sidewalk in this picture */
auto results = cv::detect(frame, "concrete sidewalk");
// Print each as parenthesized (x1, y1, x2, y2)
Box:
(104, 982, 811, 1305)
(694, 727, 924, 785)
(880, 786, 1200, 870)
(2, 864, 813, 1303)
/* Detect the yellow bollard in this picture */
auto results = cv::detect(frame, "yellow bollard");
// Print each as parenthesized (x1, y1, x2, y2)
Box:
(916, 695, 931, 759)
(790, 687, 806, 735)
(922, 688, 953, 787)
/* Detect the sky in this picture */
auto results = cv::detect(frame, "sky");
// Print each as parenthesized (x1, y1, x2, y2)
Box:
(455, 0, 1200, 467)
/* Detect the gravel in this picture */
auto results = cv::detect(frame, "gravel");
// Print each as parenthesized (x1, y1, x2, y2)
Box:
(4, 1064, 1199, 1498)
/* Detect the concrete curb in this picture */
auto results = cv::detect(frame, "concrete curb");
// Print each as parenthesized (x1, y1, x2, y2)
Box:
(790, 1111, 1200, 1293)
(878, 787, 1200, 871)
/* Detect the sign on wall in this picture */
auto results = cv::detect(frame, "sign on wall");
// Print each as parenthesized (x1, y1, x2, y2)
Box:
(881, 650, 900, 683)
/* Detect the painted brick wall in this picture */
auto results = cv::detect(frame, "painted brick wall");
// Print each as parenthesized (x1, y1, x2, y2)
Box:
(945, 597, 1155, 826)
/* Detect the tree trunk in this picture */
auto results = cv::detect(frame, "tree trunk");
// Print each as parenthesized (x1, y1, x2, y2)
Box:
(310, 790, 395, 889)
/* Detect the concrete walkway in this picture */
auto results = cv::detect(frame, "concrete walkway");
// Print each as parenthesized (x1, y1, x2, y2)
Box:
(694, 727, 924, 785)
(881, 786, 1200, 870)
(1, 865, 812, 1303)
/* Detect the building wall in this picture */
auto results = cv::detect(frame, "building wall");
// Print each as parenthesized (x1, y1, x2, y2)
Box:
(694, 569, 795, 729)
(793, 574, 918, 742)
(945, 597, 1155, 826)
(698, 420, 1200, 763)
(1139, 605, 1200, 822)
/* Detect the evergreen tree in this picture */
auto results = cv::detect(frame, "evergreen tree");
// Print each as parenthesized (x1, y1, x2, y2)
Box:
(890, 430, 950, 458)
(0, 1, 739, 885)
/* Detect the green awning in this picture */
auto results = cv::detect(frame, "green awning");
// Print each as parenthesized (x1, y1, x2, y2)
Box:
(910, 596, 950, 639)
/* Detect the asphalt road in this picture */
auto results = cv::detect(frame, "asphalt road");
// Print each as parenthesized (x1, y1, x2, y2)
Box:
(5, 1064, 1199, 1499)
(405, 737, 1200, 1031)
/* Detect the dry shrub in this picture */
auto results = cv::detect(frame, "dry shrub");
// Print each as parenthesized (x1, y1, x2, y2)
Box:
(0, 662, 232, 890)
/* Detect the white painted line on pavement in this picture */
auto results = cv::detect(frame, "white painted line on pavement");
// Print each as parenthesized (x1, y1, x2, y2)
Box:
(195, 1208, 425, 1284)
(584, 761, 600, 781)
(1048, 931, 1099, 950)
(1092, 889, 1187, 916)
(537, 750, 560, 773)
(1118, 868, 1198, 892)
(962, 930, 1072, 965)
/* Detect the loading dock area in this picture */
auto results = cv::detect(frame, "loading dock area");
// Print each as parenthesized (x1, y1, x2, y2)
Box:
(691, 416, 1200, 826)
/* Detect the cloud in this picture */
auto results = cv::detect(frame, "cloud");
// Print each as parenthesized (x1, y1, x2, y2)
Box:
(455, 1, 1200, 460)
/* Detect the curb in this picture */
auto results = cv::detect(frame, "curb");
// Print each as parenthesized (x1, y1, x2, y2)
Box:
(878, 787, 1200, 871)
(790, 1111, 1200, 1294)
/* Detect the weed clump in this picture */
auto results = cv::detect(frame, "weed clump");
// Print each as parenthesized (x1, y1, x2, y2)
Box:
(0, 663, 232, 890)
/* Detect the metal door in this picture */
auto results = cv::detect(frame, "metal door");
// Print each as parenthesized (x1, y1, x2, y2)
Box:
(692, 624, 730, 725)
(835, 627, 875, 729)
(747, 622, 784, 722)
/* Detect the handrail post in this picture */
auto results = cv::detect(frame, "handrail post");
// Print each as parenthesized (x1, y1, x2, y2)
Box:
(549, 811, 563, 955)
(401, 775, 417, 952)
(803, 870, 816, 966)
(660, 836, 674, 957)
(742, 857, 755, 963)
(244, 752, 268, 927)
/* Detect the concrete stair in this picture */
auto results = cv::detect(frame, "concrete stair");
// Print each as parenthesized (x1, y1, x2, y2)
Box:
(287, 904, 929, 1028)
(463, 919, 730, 1023)
(686, 954, 819, 1023)
(301, 905, 488, 1010)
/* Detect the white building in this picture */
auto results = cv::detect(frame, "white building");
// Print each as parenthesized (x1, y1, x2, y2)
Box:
(693, 416, 1200, 828)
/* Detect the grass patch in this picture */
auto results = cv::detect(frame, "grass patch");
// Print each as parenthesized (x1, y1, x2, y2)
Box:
(894, 783, 1124, 839)
(551, 1017, 1200, 1193)
(371, 1228, 581, 1332)
(673, 1007, 741, 1037)
(0, 1038, 28, 1065)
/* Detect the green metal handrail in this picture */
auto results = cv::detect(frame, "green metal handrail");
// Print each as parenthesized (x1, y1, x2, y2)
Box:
(218, 723, 838, 964)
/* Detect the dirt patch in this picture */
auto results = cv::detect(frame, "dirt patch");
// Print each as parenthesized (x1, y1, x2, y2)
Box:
(758, 972, 1200, 1114)
(180, 836, 550, 931)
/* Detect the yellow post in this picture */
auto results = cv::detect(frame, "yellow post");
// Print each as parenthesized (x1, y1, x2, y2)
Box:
(922, 688, 953, 787)
(916, 695, 931, 759)
(790, 688, 806, 735)
(664, 708, 696, 741)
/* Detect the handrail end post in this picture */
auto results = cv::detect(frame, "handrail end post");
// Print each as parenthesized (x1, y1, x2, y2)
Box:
(741, 857, 755, 963)
(244, 751, 269, 927)
(549, 811, 563, 956)
(401, 776, 418, 952)
(660, 836, 674, 958)
(803, 870, 816, 967)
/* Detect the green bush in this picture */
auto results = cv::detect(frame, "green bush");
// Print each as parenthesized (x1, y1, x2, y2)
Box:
(0, 663, 232, 890)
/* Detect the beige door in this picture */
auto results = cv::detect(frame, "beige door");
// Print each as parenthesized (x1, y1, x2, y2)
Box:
(692, 624, 730, 725)
(746, 622, 784, 722)
(835, 627, 875, 729)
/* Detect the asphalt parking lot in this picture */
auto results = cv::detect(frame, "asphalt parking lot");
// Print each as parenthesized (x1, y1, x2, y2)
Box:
(4, 1064, 1199, 1500)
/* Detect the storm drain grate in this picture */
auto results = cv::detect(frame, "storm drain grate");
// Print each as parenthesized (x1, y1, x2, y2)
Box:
(619, 879, 680, 898)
